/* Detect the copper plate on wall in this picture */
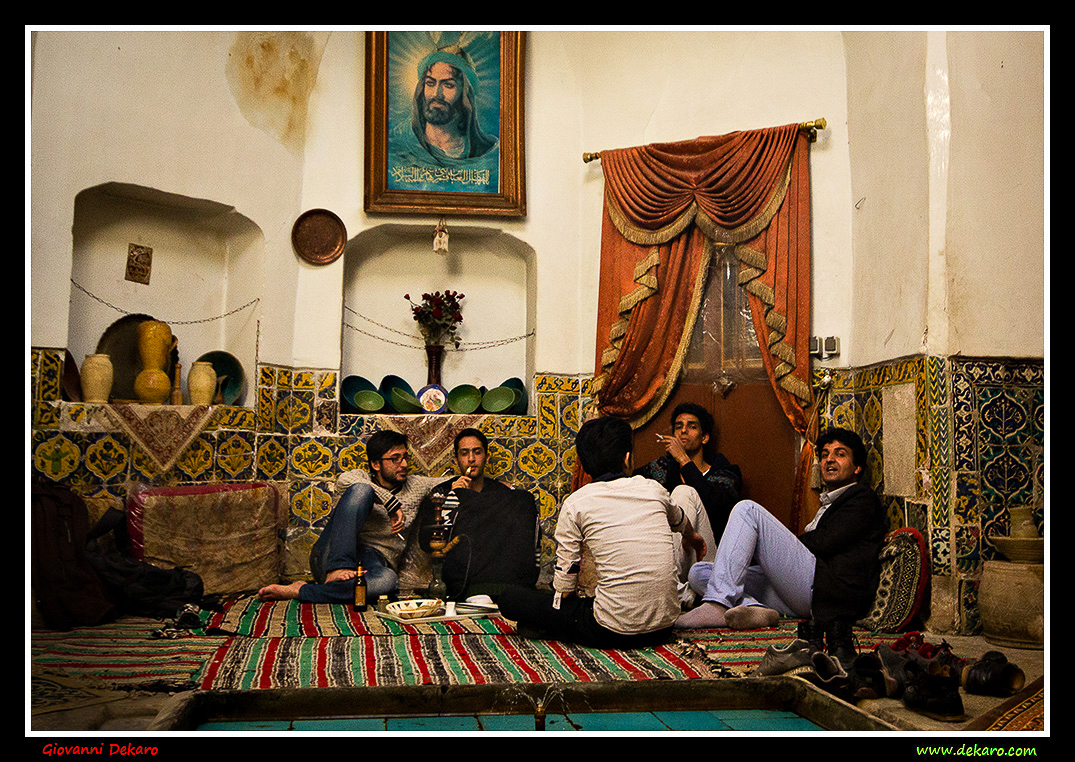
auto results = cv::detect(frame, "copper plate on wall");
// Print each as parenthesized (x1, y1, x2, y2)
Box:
(291, 208, 347, 265)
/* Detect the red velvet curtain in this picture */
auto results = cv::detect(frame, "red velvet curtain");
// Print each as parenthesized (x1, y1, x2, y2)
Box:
(588, 123, 816, 519)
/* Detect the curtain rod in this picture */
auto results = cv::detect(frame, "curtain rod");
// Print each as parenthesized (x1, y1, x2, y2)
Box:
(582, 118, 827, 163)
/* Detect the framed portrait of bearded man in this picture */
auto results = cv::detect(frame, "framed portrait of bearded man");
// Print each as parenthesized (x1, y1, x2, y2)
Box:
(364, 30, 526, 217)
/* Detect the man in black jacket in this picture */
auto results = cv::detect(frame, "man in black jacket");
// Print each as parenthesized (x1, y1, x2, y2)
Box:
(674, 427, 886, 647)
(415, 428, 539, 601)
(634, 402, 742, 541)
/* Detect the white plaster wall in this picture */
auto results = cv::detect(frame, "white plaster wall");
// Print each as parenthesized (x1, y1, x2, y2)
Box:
(29, 29, 1046, 385)
(945, 31, 1045, 357)
(843, 29, 1046, 364)
(29, 30, 307, 369)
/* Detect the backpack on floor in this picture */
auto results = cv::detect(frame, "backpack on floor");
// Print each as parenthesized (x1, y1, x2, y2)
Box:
(30, 483, 118, 630)
(85, 506, 204, 619)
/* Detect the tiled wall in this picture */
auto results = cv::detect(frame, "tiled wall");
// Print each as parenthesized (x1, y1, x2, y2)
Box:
(817, 355, 1045, 634)
(31, 348, 1043, 633)
(30, 348, 592, 580)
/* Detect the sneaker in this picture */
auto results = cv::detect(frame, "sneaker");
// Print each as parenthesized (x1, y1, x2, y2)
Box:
(963, 651, 1026, 697)
(901, 658, 966, 722)
(751, 639, 817, 677)
(800, 650, 850, 693)
(876, 644, 910, 699)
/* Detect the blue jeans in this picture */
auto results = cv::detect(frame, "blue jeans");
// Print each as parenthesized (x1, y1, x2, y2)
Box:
(688, 500, 816, 617)
(299, 482, 399, 604)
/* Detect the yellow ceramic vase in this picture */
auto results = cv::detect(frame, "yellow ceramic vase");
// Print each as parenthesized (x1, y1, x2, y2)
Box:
(134, 320, 174, 404)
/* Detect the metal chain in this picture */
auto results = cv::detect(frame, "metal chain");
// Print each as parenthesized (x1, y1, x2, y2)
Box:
(344, 305, 534, 351)
(70, 279, 260, 325)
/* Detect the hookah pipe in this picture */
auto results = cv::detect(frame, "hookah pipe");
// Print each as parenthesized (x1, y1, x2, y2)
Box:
(427, 491, 463, 600)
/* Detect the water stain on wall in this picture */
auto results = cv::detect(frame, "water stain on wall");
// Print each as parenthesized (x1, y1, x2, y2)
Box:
(226, 31, 328, 154)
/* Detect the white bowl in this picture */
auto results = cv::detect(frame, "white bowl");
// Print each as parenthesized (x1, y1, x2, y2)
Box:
(386, 599, 444, 620)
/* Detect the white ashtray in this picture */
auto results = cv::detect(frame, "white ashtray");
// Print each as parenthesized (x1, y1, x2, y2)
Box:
(386, 599, 444, 620)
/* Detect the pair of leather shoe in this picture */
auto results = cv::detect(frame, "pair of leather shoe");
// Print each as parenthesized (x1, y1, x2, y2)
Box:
(797, 619, 857, 669)
(963, 650, 1025, 697)
(900, 655, 966, 722)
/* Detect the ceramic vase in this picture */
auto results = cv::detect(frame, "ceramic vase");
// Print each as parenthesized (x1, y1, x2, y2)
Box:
(425, 343, 444, 386)
(188, 361, 217, 405)
(133, 320, 174, 404)
(80, 354, 113, 403)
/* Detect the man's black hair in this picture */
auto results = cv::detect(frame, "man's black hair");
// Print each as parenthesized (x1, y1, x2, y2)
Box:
(454, 427, 488, 454)
(671, 402, 715, 439)
(366, 430, 409, 469)
(575, 416, 633, 478)
(816, 427, 868, 480)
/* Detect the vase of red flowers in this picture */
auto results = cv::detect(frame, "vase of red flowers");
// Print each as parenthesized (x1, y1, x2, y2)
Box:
(406, 290, 464, 386)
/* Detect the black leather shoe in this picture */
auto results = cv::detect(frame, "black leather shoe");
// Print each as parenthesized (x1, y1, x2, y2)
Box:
(796, 619, 825, 653)
(901, 658, 966, 722)
(825, 620, 858, 669)
(963, 650, 1026, 697)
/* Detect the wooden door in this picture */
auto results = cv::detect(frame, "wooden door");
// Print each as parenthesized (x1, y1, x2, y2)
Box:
(631, 255, 801, 530)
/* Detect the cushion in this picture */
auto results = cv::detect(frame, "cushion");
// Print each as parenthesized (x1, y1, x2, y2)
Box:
(857, 527, 929, 632)
(127, 483, 285, 596)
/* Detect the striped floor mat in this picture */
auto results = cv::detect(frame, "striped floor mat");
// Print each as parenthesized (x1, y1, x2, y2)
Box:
(677, 620, 905, 676)
(199, 632, 721, 690)
(30, 617, 229, 690)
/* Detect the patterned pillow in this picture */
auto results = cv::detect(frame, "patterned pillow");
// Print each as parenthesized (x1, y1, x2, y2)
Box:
(127, 483, 285, 596)
(857, 527, 929, 632)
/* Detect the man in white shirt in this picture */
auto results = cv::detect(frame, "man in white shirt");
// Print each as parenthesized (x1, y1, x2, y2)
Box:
(498, 416, 707, 648)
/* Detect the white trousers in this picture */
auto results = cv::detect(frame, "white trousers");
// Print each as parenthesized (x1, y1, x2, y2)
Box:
(687, 500, 815, 617)
(670, 485, 716, 607)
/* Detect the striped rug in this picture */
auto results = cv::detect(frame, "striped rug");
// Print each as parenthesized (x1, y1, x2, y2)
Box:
(199, 632, 720, 690)
(206, 597, 514, 637)
(30, 617, 228, 690)
(677, 620, 906, 676)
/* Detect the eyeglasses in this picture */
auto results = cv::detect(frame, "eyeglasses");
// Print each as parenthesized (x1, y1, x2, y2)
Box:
(380, 454, 409, 464)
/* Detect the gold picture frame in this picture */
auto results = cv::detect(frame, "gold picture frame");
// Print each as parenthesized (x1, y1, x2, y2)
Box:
(364, 30, 526, 218)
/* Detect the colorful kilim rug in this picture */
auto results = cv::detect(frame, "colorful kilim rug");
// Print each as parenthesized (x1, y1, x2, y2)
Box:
(200, 598, 722, 690)
(30, 617, 228, 690)
(676, 620, 906, 676)
(206, 597, 514, 637)
(199, 632, 721, 690)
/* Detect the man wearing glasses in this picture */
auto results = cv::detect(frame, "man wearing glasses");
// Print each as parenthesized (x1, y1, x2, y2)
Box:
(258, 430, 440, 603)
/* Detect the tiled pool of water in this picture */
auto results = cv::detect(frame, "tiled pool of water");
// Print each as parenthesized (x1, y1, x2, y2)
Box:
(197, 709, 822, 732)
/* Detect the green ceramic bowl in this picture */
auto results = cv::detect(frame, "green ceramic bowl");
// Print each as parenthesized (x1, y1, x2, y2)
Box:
(391, 387, 423, 414)
(482, 386, 519, 414)
(447, 384, 482, 414)
(353, 389, 385, 412)
(341, 375, 376, 413)
(501, 377, 528, 414)
(379, 375, 416, 412)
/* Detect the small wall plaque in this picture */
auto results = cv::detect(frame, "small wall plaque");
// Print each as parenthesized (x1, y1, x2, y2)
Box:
(126, 243, 153, 285)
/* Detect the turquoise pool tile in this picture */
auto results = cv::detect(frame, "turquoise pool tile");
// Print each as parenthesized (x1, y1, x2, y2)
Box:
(386, 715, 483, 732)
(291, 718, 386, 731)
(713, 709, 822, 731)
(652, 710, 733, 731)
(480, 713, 575, 731)
(567, 711, 669, 731)
(196, 720, 293, 731)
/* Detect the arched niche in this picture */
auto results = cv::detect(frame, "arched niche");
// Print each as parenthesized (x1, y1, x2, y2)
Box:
(341, 223, 536, 403)
(67, 182, 264, 404)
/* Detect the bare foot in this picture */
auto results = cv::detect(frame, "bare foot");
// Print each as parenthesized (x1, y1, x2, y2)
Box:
(674, 601, 728, 629)
(724, 605, 780, 630)
(325, 568, 357, 583)
(257, 581, 306, 601)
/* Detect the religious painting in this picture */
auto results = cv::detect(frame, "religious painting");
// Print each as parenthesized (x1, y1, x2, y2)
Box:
(364, 30, 526, 217)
